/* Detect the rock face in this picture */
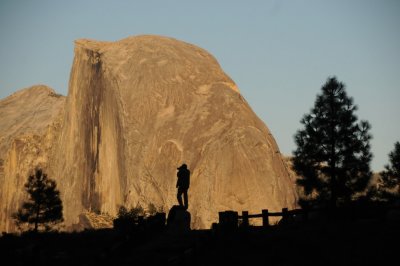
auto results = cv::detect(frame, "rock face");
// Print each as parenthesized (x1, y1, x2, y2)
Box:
(0, 85, 65, 231)
(0, 35, 297, 232)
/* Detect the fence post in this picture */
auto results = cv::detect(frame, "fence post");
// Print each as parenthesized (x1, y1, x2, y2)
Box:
(282, 208, 288, 223)
(219, 211, 238, 232)
(262, 209, 269, 227)
(242, 211, 249, 227)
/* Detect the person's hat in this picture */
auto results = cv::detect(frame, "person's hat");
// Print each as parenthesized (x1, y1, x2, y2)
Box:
(177, 163, 187, 170)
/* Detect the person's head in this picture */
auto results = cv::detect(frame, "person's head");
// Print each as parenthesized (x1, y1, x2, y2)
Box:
(177, 163, 187, 170)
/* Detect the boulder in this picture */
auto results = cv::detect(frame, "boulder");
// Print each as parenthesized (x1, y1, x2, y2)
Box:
(167, 205, 191, 233)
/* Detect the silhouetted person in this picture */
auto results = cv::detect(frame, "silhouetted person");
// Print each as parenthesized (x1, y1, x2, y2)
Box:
(176, 163, 190, 210)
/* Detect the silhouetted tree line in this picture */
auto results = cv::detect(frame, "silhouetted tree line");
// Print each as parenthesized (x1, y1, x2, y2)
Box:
(372, 141, 400, 201)
(293, 76, 400, 209)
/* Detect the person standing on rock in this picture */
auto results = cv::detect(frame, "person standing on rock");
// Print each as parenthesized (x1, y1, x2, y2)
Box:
(176, 163, 190, 210)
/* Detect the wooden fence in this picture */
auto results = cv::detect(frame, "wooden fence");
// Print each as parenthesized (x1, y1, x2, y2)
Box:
(218, 208, 298, 228)
(218, 205, 400, 228)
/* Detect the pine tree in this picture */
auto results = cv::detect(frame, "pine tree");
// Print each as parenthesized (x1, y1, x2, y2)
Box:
(378, 141, 400, 198)
(293, 77, 372, 208)
(13, 169, 63, 232)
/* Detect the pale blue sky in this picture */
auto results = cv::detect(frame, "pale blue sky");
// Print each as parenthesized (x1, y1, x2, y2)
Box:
(0, 0, 399, 171)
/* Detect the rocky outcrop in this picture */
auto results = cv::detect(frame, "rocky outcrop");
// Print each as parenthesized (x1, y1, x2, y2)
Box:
(0, 85, 65, 232)
(75, 212, 114, 230)
(0, 35, 297, 232)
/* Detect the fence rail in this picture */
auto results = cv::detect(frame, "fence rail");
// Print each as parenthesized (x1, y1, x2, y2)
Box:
(230, 208, 292, 227)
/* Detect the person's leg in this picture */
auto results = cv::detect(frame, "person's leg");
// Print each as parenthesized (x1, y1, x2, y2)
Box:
(183, 190, 188, 210)
(177, 189, 184, 207)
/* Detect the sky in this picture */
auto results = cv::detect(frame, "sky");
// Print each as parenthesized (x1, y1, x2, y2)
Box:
(0, 0, 399, 172)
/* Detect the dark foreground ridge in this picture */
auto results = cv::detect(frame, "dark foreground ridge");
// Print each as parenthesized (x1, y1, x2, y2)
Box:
(1, 205, 400, 266)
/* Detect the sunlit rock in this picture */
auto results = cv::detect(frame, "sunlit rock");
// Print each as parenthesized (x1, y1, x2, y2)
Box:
(0, 35, 297, 232)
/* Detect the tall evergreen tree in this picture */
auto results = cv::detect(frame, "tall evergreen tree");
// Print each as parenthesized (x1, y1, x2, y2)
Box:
(378, 141, 400, 197)
(293, 77, 372, 208)
(13, 169, 63, 232)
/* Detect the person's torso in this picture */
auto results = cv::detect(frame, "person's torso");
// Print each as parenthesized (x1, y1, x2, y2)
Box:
(178, 169, 190, 188)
